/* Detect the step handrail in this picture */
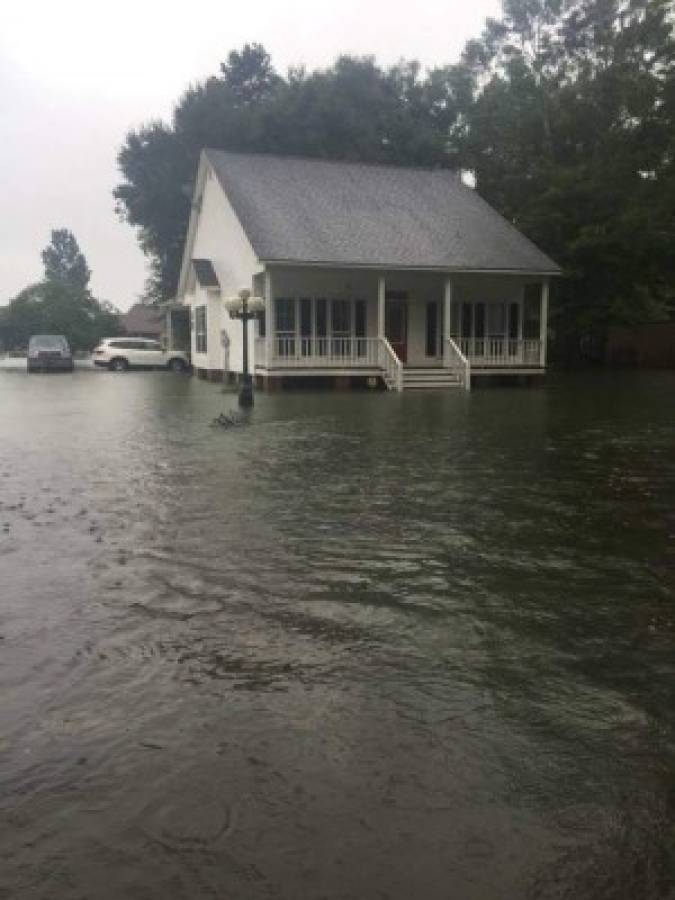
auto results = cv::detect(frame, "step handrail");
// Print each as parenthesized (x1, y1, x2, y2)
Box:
(378, 338, 403, 391)
(445, 337, 471, 391)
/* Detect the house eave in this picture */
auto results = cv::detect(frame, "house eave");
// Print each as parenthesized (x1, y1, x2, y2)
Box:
(259, 259, 561, 277)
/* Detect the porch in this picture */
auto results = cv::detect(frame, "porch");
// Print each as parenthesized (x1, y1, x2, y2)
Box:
(252, 268, 550, 391)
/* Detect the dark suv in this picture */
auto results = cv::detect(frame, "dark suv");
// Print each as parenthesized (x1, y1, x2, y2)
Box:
(27, 335, 74, 373)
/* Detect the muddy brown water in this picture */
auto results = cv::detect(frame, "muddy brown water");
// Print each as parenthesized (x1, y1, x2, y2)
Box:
(1, 363, 674, 899)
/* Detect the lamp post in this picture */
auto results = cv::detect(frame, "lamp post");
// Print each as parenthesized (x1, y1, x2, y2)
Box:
(224, 289, 265, 408)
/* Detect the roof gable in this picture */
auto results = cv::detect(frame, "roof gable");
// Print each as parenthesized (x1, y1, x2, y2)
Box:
(205, 149, 559, 274)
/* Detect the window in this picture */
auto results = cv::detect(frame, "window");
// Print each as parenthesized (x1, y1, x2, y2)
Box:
(275, 298, 295, 357)
(111, 340, 146, 350)
(450, 301, 460, 338)
(473, 304, 485, 340)
(195, 306, 207, 353)
(354, 300, 366, 337)
(300, 298, 312, 356)
(355, 299, 366, 357)
(253, 272, 267, 337)
(300, 299, 312, 336)
(508, 303, 520, 340)
(523, 284, 542, 339)
(275, 298, 295, 334)
(426, 301, 439, 357)
(487, 302, 506, 336)
(331, 299, 351, 357)
(315, 299, 327, 336)
(315, 298, 327, 355)
(331, 299, 351, 335)
(461, 303, 472, 339)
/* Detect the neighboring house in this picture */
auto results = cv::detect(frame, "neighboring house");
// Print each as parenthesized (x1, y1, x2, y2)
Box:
(606, 323, 675, 368)
(121, 303, 165, 340)
(176, 150, 560, 390)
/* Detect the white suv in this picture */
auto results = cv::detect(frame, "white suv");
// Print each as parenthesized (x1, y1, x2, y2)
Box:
(92, 338, 190, 372)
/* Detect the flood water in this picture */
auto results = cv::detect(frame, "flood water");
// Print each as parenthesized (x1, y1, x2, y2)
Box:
(1, 363, 674, 899)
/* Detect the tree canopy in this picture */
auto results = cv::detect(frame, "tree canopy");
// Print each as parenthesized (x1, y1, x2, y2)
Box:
(114, 5, 675, 355)
(41, 228, 91, 292)
(0, 230, 121, 351)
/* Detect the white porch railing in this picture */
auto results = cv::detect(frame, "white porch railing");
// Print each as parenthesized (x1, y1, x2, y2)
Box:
(459, 338, 542, 366)
(255, 336, 380, 368)
(445, 337, 471, 391)
(378, 338, 404, 392)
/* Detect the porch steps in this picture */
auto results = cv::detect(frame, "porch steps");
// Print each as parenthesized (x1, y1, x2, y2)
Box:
(402, 367, 462, 390)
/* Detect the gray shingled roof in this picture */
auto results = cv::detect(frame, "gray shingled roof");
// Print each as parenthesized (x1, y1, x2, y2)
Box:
(205, 149, 559, 274)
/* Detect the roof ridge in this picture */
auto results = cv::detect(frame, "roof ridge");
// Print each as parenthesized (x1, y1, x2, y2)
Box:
(203, 147, 460, 177)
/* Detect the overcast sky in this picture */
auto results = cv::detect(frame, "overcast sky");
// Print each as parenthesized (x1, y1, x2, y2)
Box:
(1, 0, 499, 311)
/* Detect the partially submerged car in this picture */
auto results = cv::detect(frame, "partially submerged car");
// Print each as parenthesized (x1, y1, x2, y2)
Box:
(92, 338, 190, 372)
(27, 335, 74, 373)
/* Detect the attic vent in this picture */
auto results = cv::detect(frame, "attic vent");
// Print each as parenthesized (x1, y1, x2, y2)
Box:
(192, 259, 220, 288)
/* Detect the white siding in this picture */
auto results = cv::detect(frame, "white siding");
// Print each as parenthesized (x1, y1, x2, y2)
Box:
(180, 163, 260, 373)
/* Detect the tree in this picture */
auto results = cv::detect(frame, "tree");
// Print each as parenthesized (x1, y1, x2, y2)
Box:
(0, 231, 121, 351)
(41, 228, 91, 291)
(459, 0, 675, 358)
(219, 43, 282, 106)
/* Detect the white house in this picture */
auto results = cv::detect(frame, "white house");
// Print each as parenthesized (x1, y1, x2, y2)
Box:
(176, 150, 560, 390)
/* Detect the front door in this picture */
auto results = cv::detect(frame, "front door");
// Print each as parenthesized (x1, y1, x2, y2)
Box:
(385, 300, 407, 363)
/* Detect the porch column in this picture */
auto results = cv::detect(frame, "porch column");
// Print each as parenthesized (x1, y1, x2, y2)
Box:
(443, 275, 453, 366)
(377, 275, 386, 340)
(264, 268, 273, 368)
(540, 279, 549, 367)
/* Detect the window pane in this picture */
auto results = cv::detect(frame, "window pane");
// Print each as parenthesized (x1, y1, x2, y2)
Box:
(315, 299, 327, 337)
(524, 284, 541, 339)
(426, 301, 438, 356)
(487, 302, 505, 335)
(300, 298, 312, 337)
(461, 303, 472, 339)
(258, 310, 266, 338)
(474, 303, 486, 339)
(509, 303, 520, 339)
(331, 299, 350, 335)
(354, 300, 366, 338)
(450, 301, 460, 337)
(195, 306, 207, 353)
(275, 298, 295, 333)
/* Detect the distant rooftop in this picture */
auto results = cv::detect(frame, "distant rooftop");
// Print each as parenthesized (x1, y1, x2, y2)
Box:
(121, 303, 164, 337)
(204, 149, 559, 274)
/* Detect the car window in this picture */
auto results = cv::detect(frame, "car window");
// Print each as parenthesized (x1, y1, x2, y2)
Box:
(143, 341, 161, 350)
(109, 340, 144, 350)
(29, 335, 69, 350)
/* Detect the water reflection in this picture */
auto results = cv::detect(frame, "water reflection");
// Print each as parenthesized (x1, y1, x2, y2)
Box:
(0, 368, 673, 899)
